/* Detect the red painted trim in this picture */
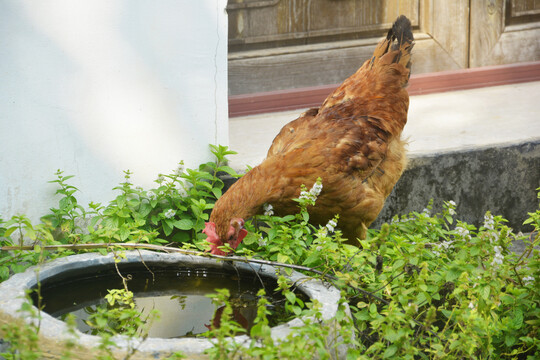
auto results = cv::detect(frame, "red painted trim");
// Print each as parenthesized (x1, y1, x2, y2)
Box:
(229, 61, 540, 117)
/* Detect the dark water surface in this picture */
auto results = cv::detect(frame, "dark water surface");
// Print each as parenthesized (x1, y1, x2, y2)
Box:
(32, 263, 306, 338)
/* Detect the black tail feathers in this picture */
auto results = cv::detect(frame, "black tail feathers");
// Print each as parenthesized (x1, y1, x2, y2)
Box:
(388, 15, 414, 49)
(387, 15, 414, 71)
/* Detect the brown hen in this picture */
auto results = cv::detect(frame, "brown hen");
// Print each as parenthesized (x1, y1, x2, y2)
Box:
(204, 15, 414, 254)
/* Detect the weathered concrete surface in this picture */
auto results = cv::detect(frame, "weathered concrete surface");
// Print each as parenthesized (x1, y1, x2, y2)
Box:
(373, 140, 540, 233)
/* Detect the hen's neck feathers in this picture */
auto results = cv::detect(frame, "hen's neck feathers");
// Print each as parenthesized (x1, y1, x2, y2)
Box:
(210, 167, 269, 240)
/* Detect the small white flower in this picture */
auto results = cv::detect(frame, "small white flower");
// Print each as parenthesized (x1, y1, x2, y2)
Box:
(440, 240, 453, 249)
(164, 209, 176, 219)
(299, 190, 311, 200)
(156, 175, 165, 184)
(326, 219, 337, 233)
(489, 231, 500, 243)
(468, 301, 475, 310)
(455, 225, 470, 239)
(491, 246, 504, 266)
(310, 181, 323, 197)
(484, 214, 495, 230)
(263, 203, 274, 216)
(175, 161, 185, 175)
(433, 239, 454, 255)
(258, 236, 267, 247)
(523, 275, 535, 285)
(447, 201, 457, 215)
(177, 186, 188, 197)
(315, 246, 323, 251)
(422, 208, 431, 216)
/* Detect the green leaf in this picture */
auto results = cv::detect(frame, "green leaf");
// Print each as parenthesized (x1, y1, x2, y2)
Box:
(284, 291, 296, 305)
(505, 334, 517, 347)
(277, 253, 290, 264)
(25, 227, 36, 240)
(445, 265, 462, 282)
(250, 322, 270, 338)
(303, 253, 322, 267)
(211, 187, 222, 199)
(174, 219, 194, 231)
(392, 259, 405, 271)
(162, 221, 173, 236)
(90, 216, 101, 228)
(171, 231, 190, 243)
(0, 266, 9, 281)
(383, 345, 398, 358)
(3, 227, 16, 237)
(511, 309, 523, 329)
(118, 226, 130, 241)
(384, 330, 400, 342)
(355, 309, 370, 321)
(138, 202, 152, 217)
(116, 195, 126, 208)
(280, 215, 295, 222)
(480, 286, 490, 300)
(216, 165, 237, 176)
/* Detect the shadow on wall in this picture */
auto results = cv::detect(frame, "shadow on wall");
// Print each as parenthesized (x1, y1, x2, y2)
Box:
(0, 0, 228, 222)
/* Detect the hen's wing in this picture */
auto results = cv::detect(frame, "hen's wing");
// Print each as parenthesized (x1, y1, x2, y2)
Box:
(266, 108, 319, 158)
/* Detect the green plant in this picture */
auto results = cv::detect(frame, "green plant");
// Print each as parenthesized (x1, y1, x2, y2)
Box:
(85, 288, 159, 337)
(0, 215, 54, 281)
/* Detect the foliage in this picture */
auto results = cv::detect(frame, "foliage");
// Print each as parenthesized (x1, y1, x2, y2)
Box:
(0, 147, 539, 359)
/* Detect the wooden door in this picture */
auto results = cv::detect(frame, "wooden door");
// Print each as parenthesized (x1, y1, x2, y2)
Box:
(470, 0, 540, 67)
(227, 0, 540, 95)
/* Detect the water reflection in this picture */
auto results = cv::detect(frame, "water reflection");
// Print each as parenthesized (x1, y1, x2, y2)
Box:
(35, 265, 304, 338)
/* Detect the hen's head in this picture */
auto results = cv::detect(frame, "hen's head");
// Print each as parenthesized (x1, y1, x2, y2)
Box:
(203, 218, 247, 256)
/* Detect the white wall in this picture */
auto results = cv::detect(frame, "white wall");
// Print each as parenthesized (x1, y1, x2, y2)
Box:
(0, 0, 229, 223)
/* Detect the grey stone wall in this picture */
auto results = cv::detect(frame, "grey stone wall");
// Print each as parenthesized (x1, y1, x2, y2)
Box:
(374, 140, 540, 233)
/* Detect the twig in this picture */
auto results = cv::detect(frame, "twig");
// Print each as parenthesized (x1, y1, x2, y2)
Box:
(1, 242, 386, 301)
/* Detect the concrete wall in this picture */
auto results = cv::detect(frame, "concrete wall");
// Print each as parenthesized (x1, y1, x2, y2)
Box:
(374, 140, 540, 234)
(0, 1, 229, 223)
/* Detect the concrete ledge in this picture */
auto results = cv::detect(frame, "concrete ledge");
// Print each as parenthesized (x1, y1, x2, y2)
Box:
(373, 140, 540, 233)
